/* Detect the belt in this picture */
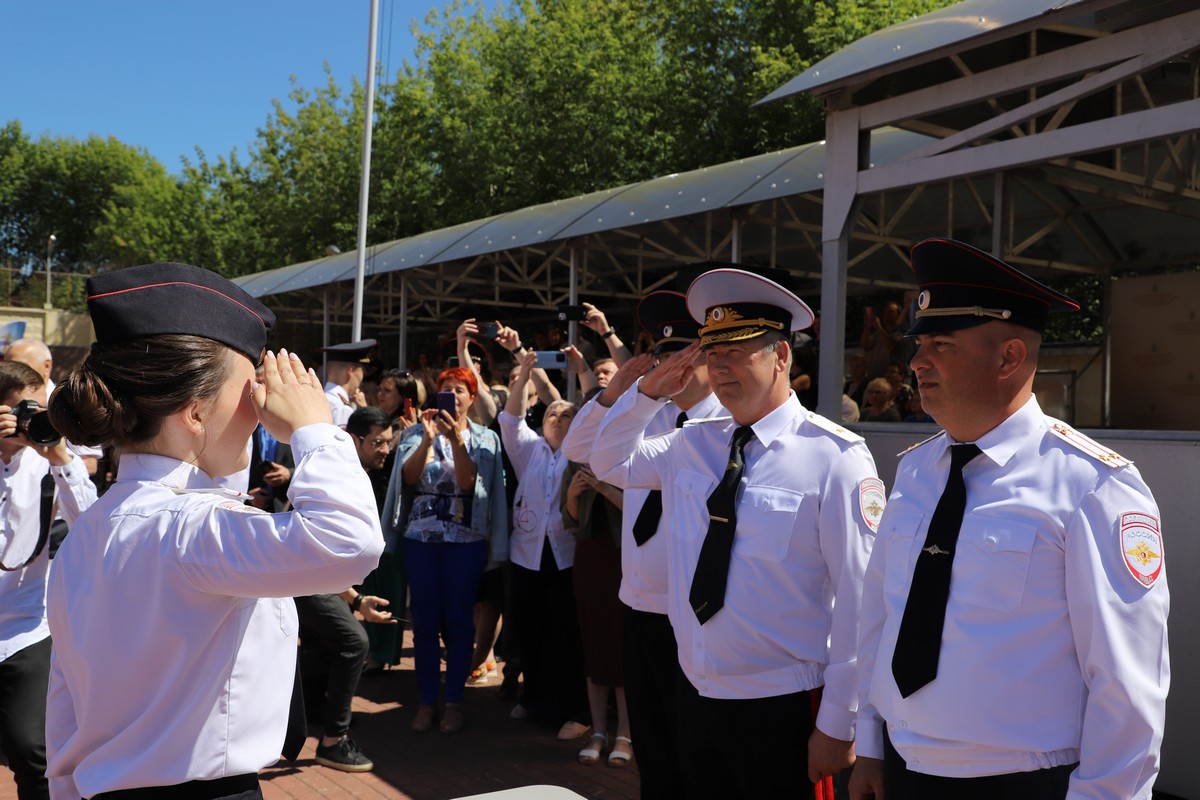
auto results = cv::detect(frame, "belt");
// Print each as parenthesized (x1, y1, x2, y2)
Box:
(93, 773, 260, 800)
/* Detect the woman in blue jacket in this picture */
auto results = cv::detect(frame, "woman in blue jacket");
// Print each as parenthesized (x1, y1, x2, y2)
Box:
(382, 366, 507, 734)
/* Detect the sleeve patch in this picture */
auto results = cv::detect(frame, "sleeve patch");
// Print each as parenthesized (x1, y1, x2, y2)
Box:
(1121, 512, 1163, 588)
(858, 477, 887, 533)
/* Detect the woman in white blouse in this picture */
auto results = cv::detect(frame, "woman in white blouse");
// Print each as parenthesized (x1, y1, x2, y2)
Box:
(498, 351, 590, 740)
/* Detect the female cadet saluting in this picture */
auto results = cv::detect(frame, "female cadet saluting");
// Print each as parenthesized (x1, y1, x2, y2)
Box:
(43, 263, 384, 800)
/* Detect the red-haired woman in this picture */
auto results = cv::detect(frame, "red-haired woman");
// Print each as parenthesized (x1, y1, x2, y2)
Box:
(382, 367, 507, 734)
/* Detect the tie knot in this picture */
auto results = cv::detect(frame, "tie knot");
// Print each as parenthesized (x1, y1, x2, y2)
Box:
(675, 411, 688, 429)
(950, 443, 981, 470)
(732, 425, 754, 450)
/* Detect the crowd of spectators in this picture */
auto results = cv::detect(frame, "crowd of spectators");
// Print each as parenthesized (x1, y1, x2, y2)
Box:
(0, 292, 932, 792)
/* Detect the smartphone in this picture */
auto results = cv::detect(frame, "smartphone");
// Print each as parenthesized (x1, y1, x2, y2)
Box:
(258, 460, 275, 473)
(437, 390, 457, 418)
(534, 350, 568, 370)
(403, 398, 414, 414)
(556, 304, 587, 322)
(477, 321, 500, 340)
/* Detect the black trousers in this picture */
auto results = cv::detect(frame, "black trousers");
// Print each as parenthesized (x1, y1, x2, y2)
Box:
(675, 669, 814, 800)
(623, 606, 686, 799)
(0, 637, 50, 800)
(508, 549, 587, 726)
(92, 773, 260, 799)
(884, 727, 1075, 800)
(295, 593, 367, 737)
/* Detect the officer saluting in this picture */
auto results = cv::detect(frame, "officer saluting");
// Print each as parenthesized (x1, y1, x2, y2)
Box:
(45, 263, 384, 799)
(561, 289, 725, 796)
(850, 239, 1169, 800)
(590, 266, 882, 798)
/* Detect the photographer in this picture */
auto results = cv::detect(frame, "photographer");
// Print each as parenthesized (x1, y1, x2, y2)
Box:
(0, 362, 97, 800)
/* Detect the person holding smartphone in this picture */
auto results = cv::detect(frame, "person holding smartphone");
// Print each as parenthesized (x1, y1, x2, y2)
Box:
(383, 366, 507, 734)
(498, 352, 589, 740)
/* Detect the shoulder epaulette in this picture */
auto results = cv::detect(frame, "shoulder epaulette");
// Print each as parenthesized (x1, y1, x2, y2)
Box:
(168, 486, 252, 501)
(681, 415, 733, 427)
(1048, 423, 1132, 468)
(806, 412, 864, 443)
(896, 430, 945, 458)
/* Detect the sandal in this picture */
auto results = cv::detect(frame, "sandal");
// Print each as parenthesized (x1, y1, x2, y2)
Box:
(556, 720, 592, 741)
(607, 736, 633, 768)
(469, 660, 499, 684)
(577, 732, 607, 765)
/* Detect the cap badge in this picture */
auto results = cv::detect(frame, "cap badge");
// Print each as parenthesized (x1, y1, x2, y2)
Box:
(918, 290, 930, 310)
(663, 325, 673, 337)
(707, 306, 740, 326)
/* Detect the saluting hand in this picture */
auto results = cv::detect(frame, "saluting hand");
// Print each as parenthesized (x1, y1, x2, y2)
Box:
(638, 343, 700, 400)
(253, 349, 332, 444)
(598, 352, 654, 407)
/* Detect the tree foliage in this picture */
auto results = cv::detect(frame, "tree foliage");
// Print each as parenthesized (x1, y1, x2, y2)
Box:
(1, 0, 961, 310)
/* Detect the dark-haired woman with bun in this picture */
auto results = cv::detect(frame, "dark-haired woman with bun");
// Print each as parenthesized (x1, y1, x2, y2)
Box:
(43, 263, 384, 800)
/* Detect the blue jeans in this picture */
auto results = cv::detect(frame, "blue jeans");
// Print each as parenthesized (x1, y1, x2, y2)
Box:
(404, 538, 488, 705)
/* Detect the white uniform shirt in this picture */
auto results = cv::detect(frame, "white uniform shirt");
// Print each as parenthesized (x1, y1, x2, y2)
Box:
(498, 410, 574, 571)
(323, 381, 354, 428)
(562, 391, 725, 615)
(856, 396, 1169, 798)
(589, 386, 878, 740)
(45, 423, 384, 800)
(0, 449, 96, 661)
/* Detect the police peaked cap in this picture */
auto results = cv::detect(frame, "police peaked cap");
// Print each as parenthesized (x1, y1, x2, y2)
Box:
(321, 340, 378, 364)
(636, 291, 701, 355)
(87, 263, 275, 362)
(686, 264, 813, 349)
(907, 239, 1079, 335)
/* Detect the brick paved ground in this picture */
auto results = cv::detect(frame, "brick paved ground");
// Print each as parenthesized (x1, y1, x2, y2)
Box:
(0, 635, 639, 800)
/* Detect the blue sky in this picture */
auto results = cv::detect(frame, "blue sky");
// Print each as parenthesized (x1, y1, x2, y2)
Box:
(2, 1, 445, 173)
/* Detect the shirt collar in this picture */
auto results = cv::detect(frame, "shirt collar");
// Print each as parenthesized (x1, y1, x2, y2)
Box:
(746, 392, 802, 448)
(941, 394, 1044, 468)
(116, 452, 224, 491)
(675, 391, 724, 421)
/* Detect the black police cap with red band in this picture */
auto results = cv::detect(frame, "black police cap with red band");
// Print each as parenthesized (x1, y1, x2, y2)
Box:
(907, 238, 1079, 336)
(637, 291, 701, 356)
(87, 263, 275, 363)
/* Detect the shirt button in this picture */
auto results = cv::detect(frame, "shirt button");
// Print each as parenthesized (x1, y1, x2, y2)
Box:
(898, 720, 907, 728)
(911, 758, 920, 766)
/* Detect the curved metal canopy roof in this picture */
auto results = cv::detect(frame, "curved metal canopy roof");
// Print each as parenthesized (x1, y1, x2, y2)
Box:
(757, 0, 1094, 104)
(234, 128, 933, 299)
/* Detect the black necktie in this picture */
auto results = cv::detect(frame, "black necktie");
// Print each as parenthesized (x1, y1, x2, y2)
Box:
(892, 443, 982, 698)
(631, 411, 688, 546)
(690, 425, 754, 624)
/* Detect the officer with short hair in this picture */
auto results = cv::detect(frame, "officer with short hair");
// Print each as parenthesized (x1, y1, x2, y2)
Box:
(322, 340, 376, 427)
(849, 239, 1170, 800)
(589, 265, 882, 798)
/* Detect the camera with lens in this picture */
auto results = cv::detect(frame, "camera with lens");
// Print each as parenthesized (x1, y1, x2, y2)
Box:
(8, 400, 61, 446)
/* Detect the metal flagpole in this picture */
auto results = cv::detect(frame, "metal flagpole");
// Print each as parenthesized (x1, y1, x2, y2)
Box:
(351, 0, 379, 341)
